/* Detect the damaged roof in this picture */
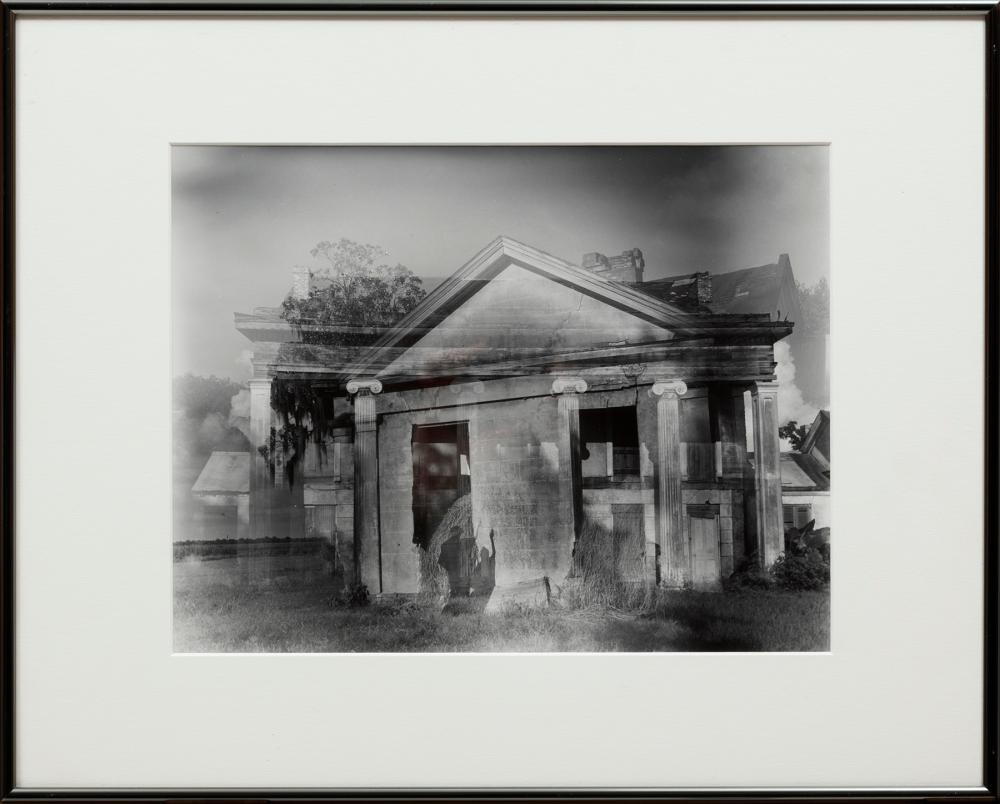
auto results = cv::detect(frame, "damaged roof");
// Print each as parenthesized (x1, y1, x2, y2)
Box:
(635, 272, 714, 312)
(635, 254, 801, 321)
(710, 254, 799, 317)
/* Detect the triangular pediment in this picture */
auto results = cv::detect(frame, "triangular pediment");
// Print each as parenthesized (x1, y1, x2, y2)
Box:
(360, 237, 690, 381)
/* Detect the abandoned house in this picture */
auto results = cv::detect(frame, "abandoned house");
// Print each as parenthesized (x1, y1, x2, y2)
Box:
(234, 236, 795, 598)
(781, 410, 831, 531)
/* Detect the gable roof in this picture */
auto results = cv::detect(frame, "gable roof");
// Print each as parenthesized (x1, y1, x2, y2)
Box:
(353, 236, 702, 374)
(192, 452, 250, 495)
(395, 236, 694, 332)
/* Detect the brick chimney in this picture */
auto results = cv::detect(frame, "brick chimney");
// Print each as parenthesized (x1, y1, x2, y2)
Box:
(582, 248, 645, 284)
(695, 272, 712, 306)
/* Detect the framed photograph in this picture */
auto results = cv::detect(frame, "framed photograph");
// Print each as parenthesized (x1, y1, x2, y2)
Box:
(3, 1, 997, 799)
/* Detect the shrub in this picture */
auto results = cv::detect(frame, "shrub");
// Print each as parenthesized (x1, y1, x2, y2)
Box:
(724, 554, 775, 591)
(771, 549, 830, 591)
(343, 582, 370, 607)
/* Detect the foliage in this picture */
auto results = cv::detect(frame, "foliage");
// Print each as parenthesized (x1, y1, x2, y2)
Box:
(726, 548, 830, 592)
(723, 554, 776, 591)
(778, 420, 810, 451)
(560, 518, 649, 610)
(173, 373, 242, 420)
(417, 494, 474, 600)
(797, 278, 830, 339)
(280, 239, 426, 346)
(771, 549, 830, 591)
(257, 379, 337, 486)
(265, 238, 425, 483)
(342, 582, 371, 607)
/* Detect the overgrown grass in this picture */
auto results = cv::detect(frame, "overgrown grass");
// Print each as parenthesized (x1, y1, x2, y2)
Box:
(563, 517, 649, 610)
(174, 558, 829, 653)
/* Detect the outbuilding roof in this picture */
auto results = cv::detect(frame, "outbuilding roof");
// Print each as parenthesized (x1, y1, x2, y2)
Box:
(192, 451, 250, 495)
(780, 452, 830, 492)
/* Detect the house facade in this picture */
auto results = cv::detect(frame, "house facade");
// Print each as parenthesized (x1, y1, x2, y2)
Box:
(781, 410, 831, 531)
(236, 237, 793, 598)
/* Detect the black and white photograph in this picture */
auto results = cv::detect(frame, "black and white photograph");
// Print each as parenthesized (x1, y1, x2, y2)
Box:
(172, 145, 831, 653)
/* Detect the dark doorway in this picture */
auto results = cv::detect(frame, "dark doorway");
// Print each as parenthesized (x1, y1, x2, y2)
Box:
(412, 422, 477, 596)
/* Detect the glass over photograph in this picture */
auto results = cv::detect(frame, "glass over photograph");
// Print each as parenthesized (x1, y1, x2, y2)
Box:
(172, 145, 830, 653)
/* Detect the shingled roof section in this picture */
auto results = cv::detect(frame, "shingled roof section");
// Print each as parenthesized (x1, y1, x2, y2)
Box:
(710, 253, 800, 317)
(636, 272, 714, 312)
(711, 263, 778, 314)
(637, 253, 801, 322)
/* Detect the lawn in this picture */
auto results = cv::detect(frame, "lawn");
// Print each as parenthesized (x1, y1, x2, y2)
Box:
(174, 557, 829, 653)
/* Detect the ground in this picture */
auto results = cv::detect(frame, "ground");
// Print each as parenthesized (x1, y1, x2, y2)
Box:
(174, 556, 829, 652)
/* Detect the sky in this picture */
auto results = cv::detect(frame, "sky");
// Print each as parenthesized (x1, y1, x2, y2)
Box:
(172, 146, 829, 382)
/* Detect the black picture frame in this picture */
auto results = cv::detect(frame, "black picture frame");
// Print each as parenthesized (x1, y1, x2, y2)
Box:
(1, 2, 996, 800)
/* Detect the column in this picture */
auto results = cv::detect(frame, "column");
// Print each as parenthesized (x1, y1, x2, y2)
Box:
(751, 380, 783, 567)
(552, 378, 587, 552)
(248, 377, 273, 541)
(348, 379, 382, 593)
(652, 379, 687, 588)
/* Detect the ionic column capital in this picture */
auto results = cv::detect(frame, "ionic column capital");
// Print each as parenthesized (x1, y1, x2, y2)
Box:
(346, 379, 383, 396)
(551, 377, 588, 395)
(650, 379, 688, 399)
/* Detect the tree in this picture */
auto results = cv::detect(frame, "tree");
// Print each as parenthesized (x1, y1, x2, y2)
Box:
(778, 420, 810, 452)
(268, 239, 427, 484)
(280, 239, 426, 346)
(172, 373, 243, 421)
(797, 278, 830, 339)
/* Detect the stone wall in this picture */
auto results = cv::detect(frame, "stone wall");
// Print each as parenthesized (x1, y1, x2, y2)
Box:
(377, 382, 573, 594)
(340, 377, 757, 594)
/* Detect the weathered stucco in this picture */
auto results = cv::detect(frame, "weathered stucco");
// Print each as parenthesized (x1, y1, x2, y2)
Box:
(383, 263, 674, 377)
(377, 380, 574, 595)
(368, 376, 755, 595)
